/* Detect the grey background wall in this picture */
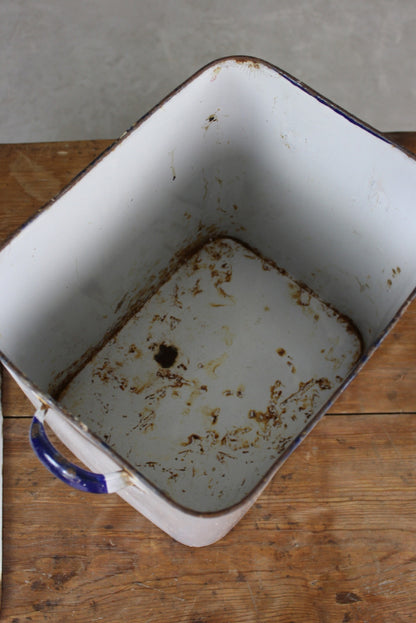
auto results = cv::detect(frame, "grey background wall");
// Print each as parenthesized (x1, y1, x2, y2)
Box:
(1, 0, 415, 143)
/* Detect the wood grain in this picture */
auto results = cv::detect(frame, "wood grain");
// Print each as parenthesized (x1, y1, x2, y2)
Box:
(0, 134, 416, 622)
(3, 414, 416, 622)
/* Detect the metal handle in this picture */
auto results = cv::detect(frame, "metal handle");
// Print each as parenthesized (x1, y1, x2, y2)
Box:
(30, 414, 129, 494)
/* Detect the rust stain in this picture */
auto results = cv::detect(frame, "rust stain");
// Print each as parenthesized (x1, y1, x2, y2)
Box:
(289, 282, 311, 306)
(248, 376, 332, 429)
(169, 149, 176, 181)
(128, 344, 142, 358)
(222, 384, 244, 398)
(210, 408, 220, 425)
(204, 352, 228, 378)
(322, 345, 346, 370)
(217, 451, 235, 463)
(181, 433, 202, 447)
(204, 110, 220, 130)
(235, 58, 261, 69)
(220, 427, 253, 451)
(129, 381, 151, 395)
(191, 278, 203, 296)
(210, 66, 222, 81)
(208, 256, 235, 300)
(173, 283, 183, 309)
(155, 368, 190, 388)
(131, 406, 155, 433)
(169, 315, 181, 330)
(183, 384, 204, 416)
(221, 325, 234, 346)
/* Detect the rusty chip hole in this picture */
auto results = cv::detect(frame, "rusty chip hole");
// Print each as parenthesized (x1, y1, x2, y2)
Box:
(154, 343, 178, 368)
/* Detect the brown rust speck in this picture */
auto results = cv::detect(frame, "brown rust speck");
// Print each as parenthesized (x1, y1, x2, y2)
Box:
(169, 315, 181, 330)
(191, 278, 203, 296)
(181, 433, 202, 447)
(173, 283, 183, 308)
(217, 451, 235, 463)
(156, 368, 189, 388)
(235, 58, 261, 69)
(317, 378, 331, 390)
(277, 348, 286, 357)
(128, 344, 142, 358)
(129, 382, 148, 395)
(290, 285, 311, 306)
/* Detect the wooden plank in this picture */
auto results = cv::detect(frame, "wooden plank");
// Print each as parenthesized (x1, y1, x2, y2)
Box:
(332, 298, 416, 413)
(2, 414, 416, 622)
(1, 135, 416, 417)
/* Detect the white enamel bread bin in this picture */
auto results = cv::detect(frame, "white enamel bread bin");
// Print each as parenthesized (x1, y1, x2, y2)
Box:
(1, 57, 416, 547)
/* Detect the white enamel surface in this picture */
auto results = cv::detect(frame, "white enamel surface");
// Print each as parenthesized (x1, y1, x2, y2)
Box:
(0, 58, 416, 545)
(60, 238, 361, 513)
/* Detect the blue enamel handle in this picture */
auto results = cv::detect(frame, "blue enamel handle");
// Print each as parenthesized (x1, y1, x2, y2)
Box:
(30, 416, 127, 494)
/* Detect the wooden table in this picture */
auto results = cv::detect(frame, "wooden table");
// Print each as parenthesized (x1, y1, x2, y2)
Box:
(1, 134, 416, 623)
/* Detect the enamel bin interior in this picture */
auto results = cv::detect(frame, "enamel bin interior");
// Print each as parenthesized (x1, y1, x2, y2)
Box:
(1, 58, 416, 546)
